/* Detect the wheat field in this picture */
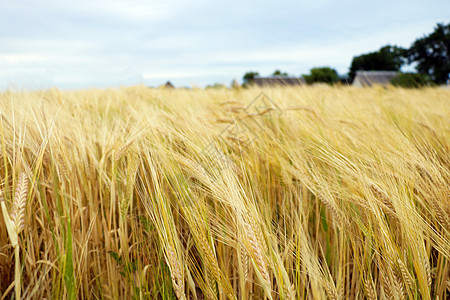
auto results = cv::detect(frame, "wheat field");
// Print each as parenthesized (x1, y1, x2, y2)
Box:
(0, 85, 449, 299)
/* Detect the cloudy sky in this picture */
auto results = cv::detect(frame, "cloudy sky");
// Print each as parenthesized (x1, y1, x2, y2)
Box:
(0, 0, 448, 89)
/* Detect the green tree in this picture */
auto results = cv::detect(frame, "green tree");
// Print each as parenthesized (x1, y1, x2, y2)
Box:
(272, 70, 288, 76)
(390, 73, 432, 88)
(303, 67, 339, 84)
(205, 83, 226, 89)
(407, 23, 450, 84)
(242, 71, 259, 86)
(349, 45, 406, 82)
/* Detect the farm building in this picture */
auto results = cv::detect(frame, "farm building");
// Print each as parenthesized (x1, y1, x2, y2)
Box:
(162, 81, 175, 89)
(253, 76, 305, 87)
(352, 71, 399, 87)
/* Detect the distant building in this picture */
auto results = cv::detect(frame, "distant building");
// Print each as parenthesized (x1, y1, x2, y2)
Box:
(253, 76, 305, 87)
(162, 81, 175, 89)
(352, 71, 399, 87)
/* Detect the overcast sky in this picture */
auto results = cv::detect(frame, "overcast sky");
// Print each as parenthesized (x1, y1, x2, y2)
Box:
(0, 0, 448, 89)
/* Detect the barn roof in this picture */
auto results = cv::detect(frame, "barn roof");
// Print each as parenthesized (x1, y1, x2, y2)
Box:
(163, 81, 175, 89)
(253, 76, 305, 87)
(353, 71, 399, 87)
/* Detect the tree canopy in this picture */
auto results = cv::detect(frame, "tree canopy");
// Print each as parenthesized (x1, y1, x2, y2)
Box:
(272, 70, 288, 76)
(348, 45, 406, 82)
(303, 67, 339, 84)
(390, 72, 432, 88)
(242, 71, 259, 86)
(407, 23, 450, 84)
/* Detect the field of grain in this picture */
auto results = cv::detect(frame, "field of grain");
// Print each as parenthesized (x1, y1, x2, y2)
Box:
(0, 85, 449, 299)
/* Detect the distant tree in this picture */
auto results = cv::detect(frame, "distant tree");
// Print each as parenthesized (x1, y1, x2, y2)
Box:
(242, 71, 259, 86)
(348, 45, 406, 82)
(303, 67, 340, 84)
(407, 23, 450, 84)
(205, 83, 226, 89)
(272, 70, 288, 76)
(390, 73, 432, 88)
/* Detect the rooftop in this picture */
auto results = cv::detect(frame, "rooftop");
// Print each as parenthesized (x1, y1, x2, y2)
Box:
(353, 71, 399, 87)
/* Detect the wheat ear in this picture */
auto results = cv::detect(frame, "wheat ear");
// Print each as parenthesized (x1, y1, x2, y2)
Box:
(166, 245, 186, 300)
(57, 153, 70, 180)
(430, 198, 450, 230)
(322, 280, 338, 300)
(10, 172, 28, 234)
(382, 275, 394, 300)
(114, 141, 134, 161)
(239, 213, 271, 296)
(240, 244, 249, 281)
(120, 156, 138, 220)
(363, 273, 377, 300)
(370, 185, 399, 223)
(393, 272, 406, 300)
(396, 259, 413, 292)
(422, 257, 432, 288)
(316, 192, 348, 227)
(0, 172, 28, 300)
